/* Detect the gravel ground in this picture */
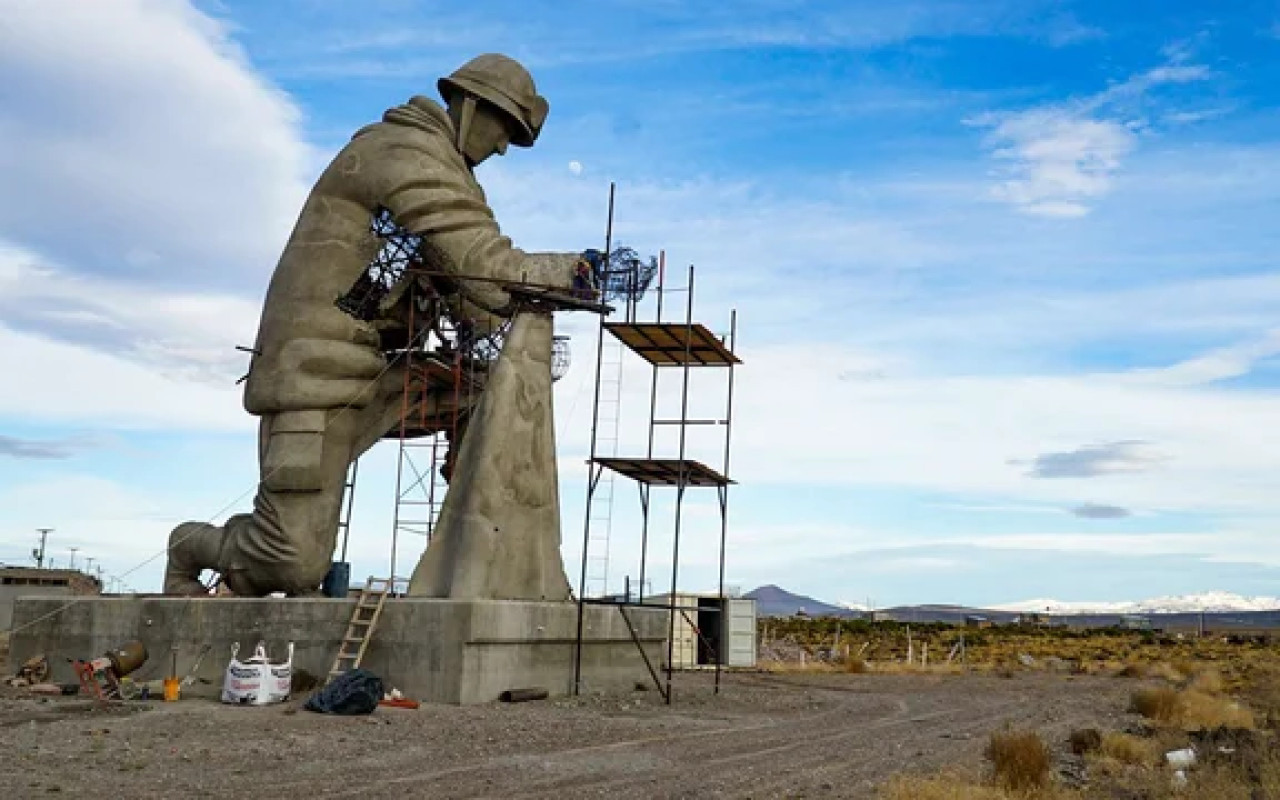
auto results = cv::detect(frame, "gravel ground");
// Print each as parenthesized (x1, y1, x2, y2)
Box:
(0, 671, 1135, 799)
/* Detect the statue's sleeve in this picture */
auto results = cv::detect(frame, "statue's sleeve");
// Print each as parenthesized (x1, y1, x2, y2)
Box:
(376, 147, 578, 311)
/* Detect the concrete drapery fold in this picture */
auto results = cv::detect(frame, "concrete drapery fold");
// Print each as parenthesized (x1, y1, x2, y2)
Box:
(409, 312, 571, 601)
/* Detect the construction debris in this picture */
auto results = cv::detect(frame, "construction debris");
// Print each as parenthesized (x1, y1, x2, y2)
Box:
(5, 653, 48, 687)
(305, 668, 383, 715)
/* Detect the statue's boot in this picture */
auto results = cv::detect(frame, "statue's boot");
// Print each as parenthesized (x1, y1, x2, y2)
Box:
(163, 521, 230, 595)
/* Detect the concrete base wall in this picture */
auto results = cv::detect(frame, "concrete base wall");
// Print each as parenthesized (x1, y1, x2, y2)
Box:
(1, 586, 73, 631)
(7, 597, 667, 705)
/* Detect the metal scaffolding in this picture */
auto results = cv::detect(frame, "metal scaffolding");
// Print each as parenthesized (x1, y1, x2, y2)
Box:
(572, 248, 740, 704)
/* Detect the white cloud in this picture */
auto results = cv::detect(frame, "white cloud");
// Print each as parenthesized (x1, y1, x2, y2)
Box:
(0, 242, 260, 382)
(722, 343, 1280, 514)
(0, 322, 249, 431)
(1122, 329, 1280, 387)
(0, 0, 303, 428)
(983, 111, 1135, 217)
(0, 0, 311, 291)
(974, 51, 1214, 217)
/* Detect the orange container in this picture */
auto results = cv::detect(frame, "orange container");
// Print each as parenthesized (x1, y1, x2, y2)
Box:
(163, 678, 181, 702)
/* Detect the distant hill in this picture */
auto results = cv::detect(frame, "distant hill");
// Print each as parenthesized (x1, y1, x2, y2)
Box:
(745, 584, 863, 618)
(742, 586, 1280, 629)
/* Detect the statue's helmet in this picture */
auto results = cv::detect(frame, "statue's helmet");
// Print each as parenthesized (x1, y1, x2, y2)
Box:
(438, 54, 549, 147)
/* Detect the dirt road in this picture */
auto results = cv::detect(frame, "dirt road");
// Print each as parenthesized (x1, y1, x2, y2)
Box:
(0, 671, 1134, 799)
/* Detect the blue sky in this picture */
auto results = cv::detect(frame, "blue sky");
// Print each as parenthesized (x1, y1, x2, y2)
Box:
(2, 0, 1280, 606)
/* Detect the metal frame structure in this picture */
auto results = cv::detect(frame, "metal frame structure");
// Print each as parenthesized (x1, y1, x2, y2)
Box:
(572, 249, 740, 704)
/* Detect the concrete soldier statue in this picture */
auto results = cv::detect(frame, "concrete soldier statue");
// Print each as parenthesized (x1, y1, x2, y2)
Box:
(164, 54, 587, 598)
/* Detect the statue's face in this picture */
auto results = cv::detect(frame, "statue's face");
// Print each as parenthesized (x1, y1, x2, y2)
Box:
(461, 102, 514, 167)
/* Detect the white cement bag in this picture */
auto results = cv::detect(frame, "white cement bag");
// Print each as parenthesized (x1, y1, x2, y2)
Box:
(221, 642, 266, 705)
(221, 641, 294, 705)
(263, 642, 294, 705)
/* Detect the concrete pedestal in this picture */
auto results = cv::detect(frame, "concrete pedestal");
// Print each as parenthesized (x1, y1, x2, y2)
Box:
(7, 597, 666, 705)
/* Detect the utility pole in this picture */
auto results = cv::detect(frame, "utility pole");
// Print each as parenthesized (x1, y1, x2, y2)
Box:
(33, 528, 52, 568)
(68, 547, 79, 570)
(85, 556, 95, 575)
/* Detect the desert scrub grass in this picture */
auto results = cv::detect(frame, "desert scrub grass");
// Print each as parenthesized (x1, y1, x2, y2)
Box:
(1180, 690, 1254, 730)
(1130, 686, 1182, 722)
(1187, 668, 1224, 695)
(985, 728, 1051, 795)
(878, 770, 1080, 800)
(1098, 732, 1157, 766)
(1130, 686, 1255, 730)
(1145, 661, 1186, 683)
(844, 656, 869, 673)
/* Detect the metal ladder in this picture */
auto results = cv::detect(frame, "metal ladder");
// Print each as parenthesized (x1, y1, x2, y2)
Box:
(326, 575, 390, 684)
(584, 338, 624, 597)
(426, 432, 450, 539)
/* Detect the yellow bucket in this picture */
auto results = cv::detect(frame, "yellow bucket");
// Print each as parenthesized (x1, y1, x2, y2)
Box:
(163, 678, 181, 702)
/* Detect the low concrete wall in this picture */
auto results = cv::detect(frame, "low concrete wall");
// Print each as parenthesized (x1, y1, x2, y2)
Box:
(7, 597, 667, 704)
(0, 585, 74, 631)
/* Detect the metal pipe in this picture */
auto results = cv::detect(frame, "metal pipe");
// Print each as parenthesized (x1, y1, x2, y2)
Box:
(573, 181, 615, 696)
(389, 287, 419, 584)
(651, 419, 725, 426)
(637, 483, 650, 602)
(339, 459, 359, 562)
(663, 264, 696, 704)
(715, 309, 738, 694)
(656, 251, 665, 323)
(639, 254, 664, 603)
(620, 606, 667, 701)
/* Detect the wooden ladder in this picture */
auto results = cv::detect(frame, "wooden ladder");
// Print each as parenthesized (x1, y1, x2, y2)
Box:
(327, 575, 391, 684)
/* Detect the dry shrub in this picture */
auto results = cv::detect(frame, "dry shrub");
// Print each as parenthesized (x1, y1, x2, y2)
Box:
(1130, 686, 1183, 723)
(1187, 668, 1224, 695)
(1099, 731, 1156, 766)
(1117, 663, 1146, 679)
(845, 657, 869, 674)
(1181, 753, 1280, 800)
(1068, 728, 1102, 755)
(1146, 661, 1186, 683)
(1180, 690, 1254, 730)
(985, 729, 1051, 794)
(1131, 686, 1255, 730)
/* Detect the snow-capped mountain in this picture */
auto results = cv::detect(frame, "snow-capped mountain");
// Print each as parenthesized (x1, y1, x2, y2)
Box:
(994, 591, 1280, 615)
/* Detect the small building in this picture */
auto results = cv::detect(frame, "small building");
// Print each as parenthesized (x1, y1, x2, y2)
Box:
(648, 592, 757, 669)
(964, 614, 993, 629)
(1120, 613, 1153, 631)
(0, 566, 101, 631)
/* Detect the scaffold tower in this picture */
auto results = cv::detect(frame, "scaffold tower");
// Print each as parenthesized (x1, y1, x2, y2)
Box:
(573, 251, 740, 705)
